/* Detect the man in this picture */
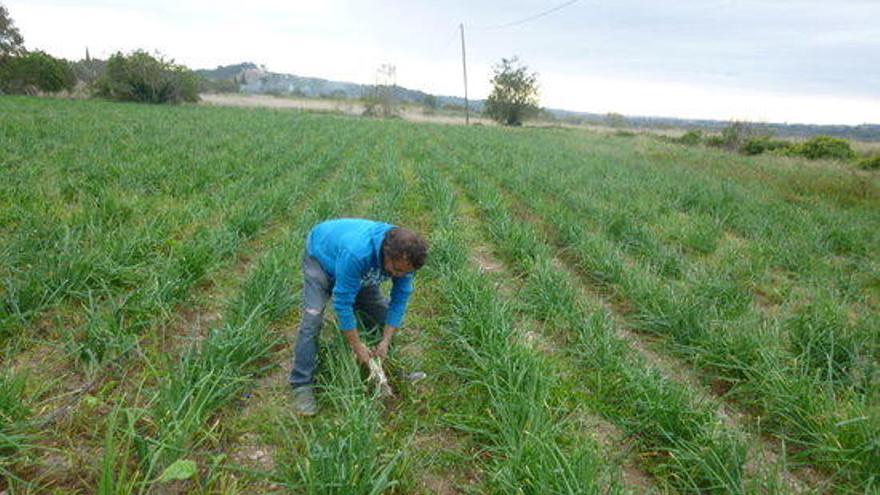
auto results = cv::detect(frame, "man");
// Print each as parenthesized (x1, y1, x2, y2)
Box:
(290, 218, 428, 415)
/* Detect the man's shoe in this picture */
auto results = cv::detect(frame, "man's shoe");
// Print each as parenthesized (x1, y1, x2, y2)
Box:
(395, 370, 427, 383)
(406, 371, 427, 383)
(292, 386, 318, 416)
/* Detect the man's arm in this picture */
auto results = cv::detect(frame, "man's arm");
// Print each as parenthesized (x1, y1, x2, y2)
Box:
(385, 275, 413, 328)
(373, 275, 413, 359)
(344, 328, 372, 365)
(333, 252, 371, 364)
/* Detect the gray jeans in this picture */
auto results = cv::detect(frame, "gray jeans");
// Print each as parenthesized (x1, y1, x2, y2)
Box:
(289, 254, 388, 389)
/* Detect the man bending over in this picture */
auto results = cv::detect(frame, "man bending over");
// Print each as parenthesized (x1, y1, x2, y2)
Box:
(289, 218, 428, 415)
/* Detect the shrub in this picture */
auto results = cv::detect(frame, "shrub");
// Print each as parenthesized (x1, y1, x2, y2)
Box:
(675, 130, 703, 146)
(0, 50, 75, 94)
(855, 155, 880, 171)
(421, 94, 438, 115)
(361, 84, 399, 118)
(787, 136, 855, 161)
(705, 135, 726, 147)
(604, 112, 628, 128)
(70, 58, 106, 85)
(94, 50, 199, 104)
(742, 136, 790, 155)
(716, 121, 758, 151)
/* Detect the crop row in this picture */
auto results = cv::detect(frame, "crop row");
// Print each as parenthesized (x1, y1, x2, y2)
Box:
(1, 103, 351, 343)
(426, 139, 763, 493)
(274, 135, 409, 494)
(412, 157, 620, 494)
(0, 102, 377, 490)
(436, 126, 878, 491)
(93, 140, 375, 493)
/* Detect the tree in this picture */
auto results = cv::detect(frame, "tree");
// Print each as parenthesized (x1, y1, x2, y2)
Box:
(94, 50, 199, 104)
(604, 112, 628, 128)
(0, 50, 75, 94)
(421, 94, 438, 115)
(1, 5, 24, 57)
(713, 121, 758, 151)
(1, 6, 77, 95)
(71, 57, 106, 85)
(484, 57, 539, 126)
(362, 64, 400, 118)
(361, 84, 399, 118)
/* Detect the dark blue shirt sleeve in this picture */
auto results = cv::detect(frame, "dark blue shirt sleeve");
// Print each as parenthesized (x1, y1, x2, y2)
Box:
(332, 251, 363, 331)
(386, 274, 414, 328)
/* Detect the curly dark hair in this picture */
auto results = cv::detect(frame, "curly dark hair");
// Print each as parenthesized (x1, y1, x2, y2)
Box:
(382, 227, 428, 269)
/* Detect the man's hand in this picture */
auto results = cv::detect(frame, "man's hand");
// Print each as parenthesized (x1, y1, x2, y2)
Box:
(373, 325, 397, 360)
(373, 338, 390, 359)
(343, 329, 371, 366)
(352, 342, 372, 366)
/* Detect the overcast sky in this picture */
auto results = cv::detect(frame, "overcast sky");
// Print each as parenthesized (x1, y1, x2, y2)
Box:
(7, 0, 880, 124)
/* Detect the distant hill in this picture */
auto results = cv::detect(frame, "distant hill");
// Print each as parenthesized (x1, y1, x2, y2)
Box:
(196, 62, 879, 141)
(548, 110, 880, 142)
(196, 62, 483, 112)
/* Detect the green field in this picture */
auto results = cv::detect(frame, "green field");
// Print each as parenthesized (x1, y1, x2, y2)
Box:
(1, 96, 878, 494)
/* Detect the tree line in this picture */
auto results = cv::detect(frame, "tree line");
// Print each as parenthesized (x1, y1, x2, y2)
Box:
(1, 3, 544, 118)
(0, 5, 199, 103)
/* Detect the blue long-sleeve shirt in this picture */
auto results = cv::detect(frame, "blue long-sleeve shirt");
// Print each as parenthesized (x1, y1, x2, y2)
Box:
(306, 218, 414, 332)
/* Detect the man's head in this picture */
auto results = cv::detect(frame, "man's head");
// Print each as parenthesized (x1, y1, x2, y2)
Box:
(382, 227, 428, 277)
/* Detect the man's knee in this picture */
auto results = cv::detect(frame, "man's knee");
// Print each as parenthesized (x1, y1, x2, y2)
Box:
(298, 308, 325, 336)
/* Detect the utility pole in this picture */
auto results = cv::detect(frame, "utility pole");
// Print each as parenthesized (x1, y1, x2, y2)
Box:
(459, 23, 469, 125)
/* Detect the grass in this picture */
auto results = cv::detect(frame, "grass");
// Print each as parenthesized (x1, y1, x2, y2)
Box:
(110, 146, 376, 492)
(435, 150, 751, 493)
(275, 332, 403, 495)
(414, 161, 616, 494)
(430, 123, 879, 491)
(0, 370, 32, 482)
(1, 95, 878, 493)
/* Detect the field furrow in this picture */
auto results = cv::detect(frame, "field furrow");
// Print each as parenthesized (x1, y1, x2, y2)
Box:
(1, 106, 374, 491)
(3, 98, 878, 494)
(1, 104, 347, 345)
(192, 129, 402, 493)
(440, 164, 658, 493)
(409, 159, 619, 494)
(431, 126, 876, 492)
(428, 128, 845, 493)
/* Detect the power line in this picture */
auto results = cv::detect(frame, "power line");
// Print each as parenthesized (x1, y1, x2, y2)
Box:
(429, 26, 462, 60)
(428, 1, 583, 124)
(470, 0, 582, 30)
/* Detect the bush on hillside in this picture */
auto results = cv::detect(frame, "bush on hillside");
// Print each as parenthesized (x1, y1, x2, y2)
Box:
(71, 58, 106, 85)
(361, 84, 399, 118)
(856, 155, 880, 171)
(421, 94, 439, 115)
(0, 50, 75, 94)
(787, 136, 855, 161)
(709, 121, 759, 151)
(704, 135, 726, 147)
(742, 136, 791, 156)
(94, 50, 199, 104)
(675, 130, 703, 146)
(721, 120, 758, 151)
